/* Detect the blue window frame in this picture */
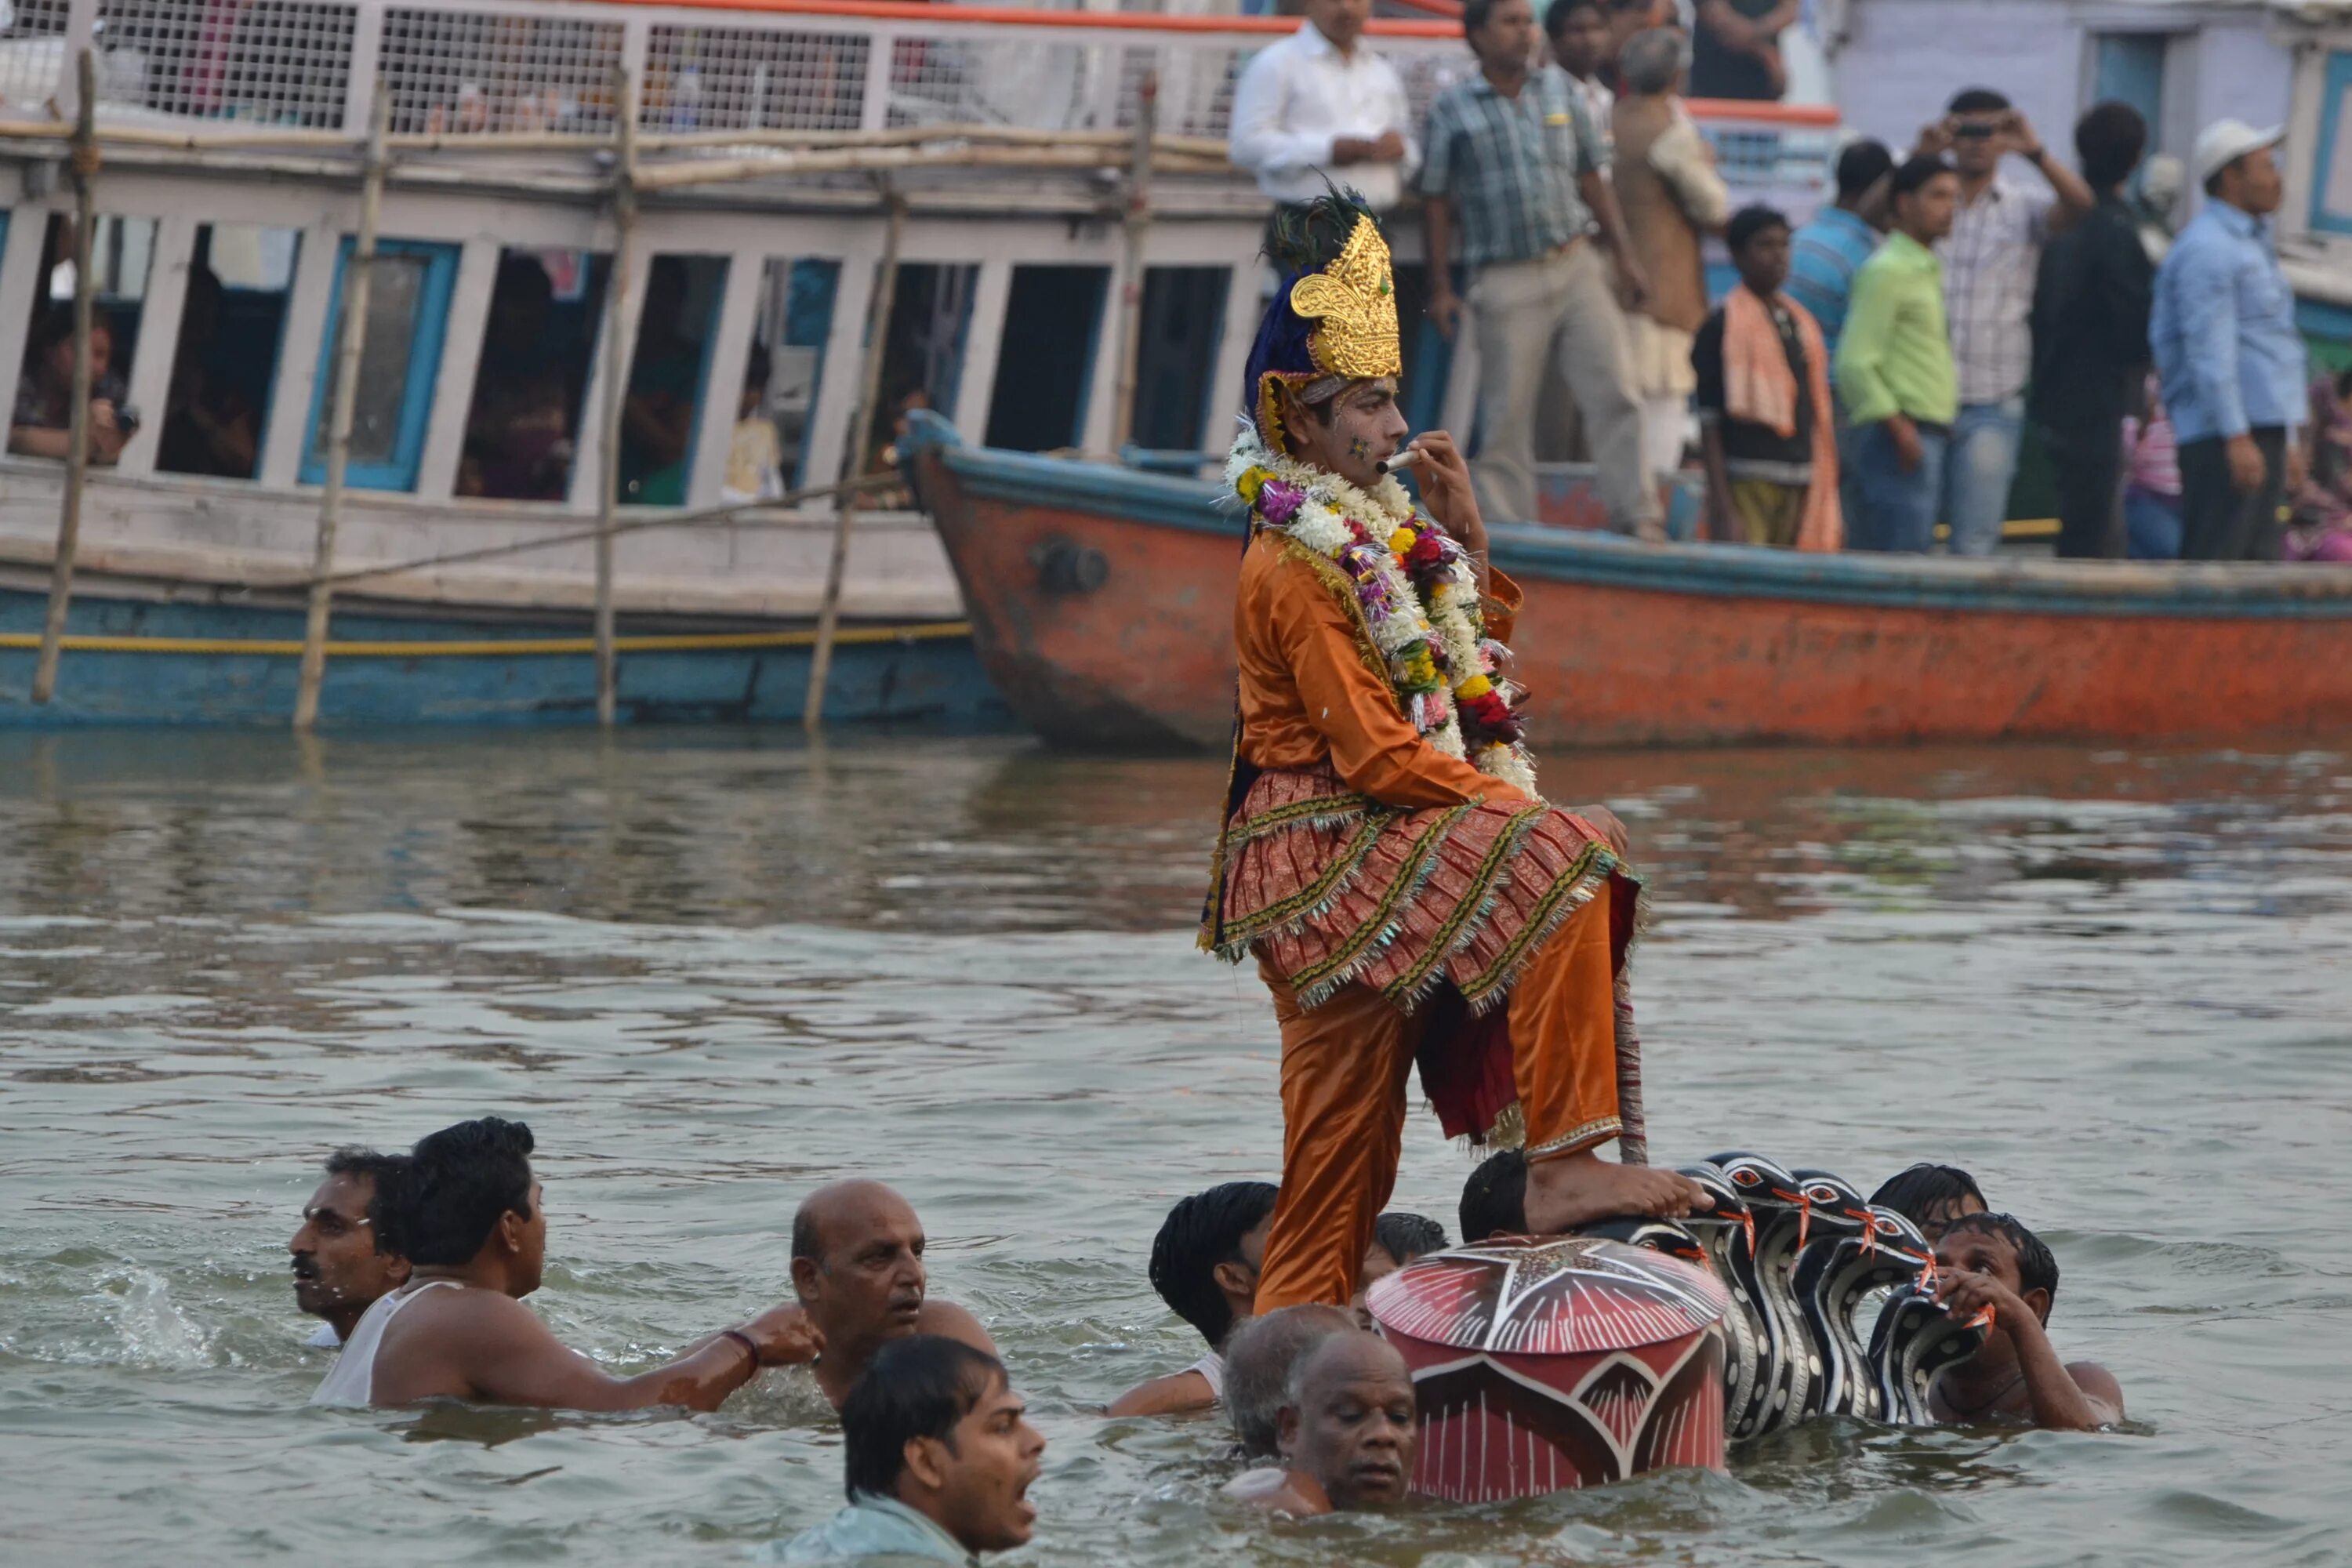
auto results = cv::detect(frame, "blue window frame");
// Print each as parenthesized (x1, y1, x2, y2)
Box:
(300, 238, 458, 491)
(2314, 49, 2352, 238)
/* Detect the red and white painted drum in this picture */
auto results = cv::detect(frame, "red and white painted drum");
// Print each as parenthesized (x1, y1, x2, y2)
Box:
(1364, 1236, 1730, 1501)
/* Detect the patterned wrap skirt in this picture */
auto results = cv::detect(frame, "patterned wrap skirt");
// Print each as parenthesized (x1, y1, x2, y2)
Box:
(1204, 761, 1648, 1158)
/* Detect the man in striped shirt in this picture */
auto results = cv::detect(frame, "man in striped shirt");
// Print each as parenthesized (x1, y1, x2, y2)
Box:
(1924, 88, 2092, 554)
(1421, 0, 1657, 534)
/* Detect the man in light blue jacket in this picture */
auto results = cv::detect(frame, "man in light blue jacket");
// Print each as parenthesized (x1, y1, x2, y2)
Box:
(760, 1337, 1045, 1566)
(2151, 119, 2310, 559)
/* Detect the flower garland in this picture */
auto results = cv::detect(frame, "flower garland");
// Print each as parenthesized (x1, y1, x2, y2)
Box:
(1226, 423, 1538, 798)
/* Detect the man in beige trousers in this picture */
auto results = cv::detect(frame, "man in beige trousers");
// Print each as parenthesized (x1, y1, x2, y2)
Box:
(1422, 0, 1660, 537)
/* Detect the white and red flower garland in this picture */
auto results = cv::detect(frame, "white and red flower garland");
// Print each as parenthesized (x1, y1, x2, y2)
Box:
(1227, 424, 1538, 798)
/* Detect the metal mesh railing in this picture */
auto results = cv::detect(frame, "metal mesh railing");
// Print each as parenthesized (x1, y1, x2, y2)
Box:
(27, 0, 1831, 206)
(0, 0, 72, 112)
(379, 7, 622, 134)
(641, 23, 869, 134)
(93, 0, 356, 125)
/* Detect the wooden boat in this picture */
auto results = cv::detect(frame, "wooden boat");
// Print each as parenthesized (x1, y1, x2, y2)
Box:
(0, 0, 1834, 726)
(904, 414, 2352, 750)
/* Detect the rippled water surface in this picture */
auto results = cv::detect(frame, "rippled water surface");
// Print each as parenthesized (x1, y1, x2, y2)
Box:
(2, 729, 2348, 1567)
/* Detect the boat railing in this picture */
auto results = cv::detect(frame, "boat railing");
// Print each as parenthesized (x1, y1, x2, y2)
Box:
(0, 0, 1835, 181)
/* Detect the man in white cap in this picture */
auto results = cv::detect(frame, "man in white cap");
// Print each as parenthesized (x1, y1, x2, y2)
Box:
(2149, 119, 2310, 560)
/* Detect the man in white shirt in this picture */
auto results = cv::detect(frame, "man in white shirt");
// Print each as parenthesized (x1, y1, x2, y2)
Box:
(1229, 0, 1418, 215)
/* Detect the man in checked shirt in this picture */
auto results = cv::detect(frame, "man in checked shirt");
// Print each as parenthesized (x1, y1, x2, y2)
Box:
(1915, 88, 2093, 555)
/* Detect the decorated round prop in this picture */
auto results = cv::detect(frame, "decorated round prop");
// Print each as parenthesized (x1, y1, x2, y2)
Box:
(1364, 1236, 1730, 1501)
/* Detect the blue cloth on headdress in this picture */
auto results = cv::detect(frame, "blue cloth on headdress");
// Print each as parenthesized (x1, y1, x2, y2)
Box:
(1243, 264, 1323, 442)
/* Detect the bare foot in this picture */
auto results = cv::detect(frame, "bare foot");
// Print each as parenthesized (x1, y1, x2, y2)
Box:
(1523, 1149, 1709, 1234)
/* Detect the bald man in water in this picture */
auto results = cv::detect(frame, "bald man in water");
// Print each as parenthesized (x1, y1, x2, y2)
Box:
(791, 1179, 1000, 1410)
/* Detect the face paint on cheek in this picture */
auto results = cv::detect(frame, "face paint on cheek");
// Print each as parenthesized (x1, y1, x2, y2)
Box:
(1349, 437, 1370, 461)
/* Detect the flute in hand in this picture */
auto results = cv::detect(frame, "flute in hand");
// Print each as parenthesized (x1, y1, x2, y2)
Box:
(1375, 446, 1429, 477)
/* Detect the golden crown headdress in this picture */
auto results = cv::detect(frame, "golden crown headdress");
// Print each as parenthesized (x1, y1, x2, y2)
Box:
(1287, 214, 1401, 381)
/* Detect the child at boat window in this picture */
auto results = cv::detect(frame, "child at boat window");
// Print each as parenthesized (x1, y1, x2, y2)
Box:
(12, 303, 129, 466)
(1929, 1212, 2124, 1431)
(722, 342, 785, 504)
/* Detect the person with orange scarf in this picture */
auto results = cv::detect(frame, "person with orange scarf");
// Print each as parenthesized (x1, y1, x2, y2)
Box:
(1201, 191, 1707, 1316)
(1693, 204, 1843, 550)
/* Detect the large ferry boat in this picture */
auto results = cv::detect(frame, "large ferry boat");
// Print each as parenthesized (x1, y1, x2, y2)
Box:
(0, 0, 1828, 726)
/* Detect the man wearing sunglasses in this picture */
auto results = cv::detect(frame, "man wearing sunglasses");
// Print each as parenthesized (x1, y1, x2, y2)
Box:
(1915, 89, 2094, 556)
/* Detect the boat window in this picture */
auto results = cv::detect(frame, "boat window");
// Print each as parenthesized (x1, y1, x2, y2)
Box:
(619, 254, 726, 506)
(456, 248, 610, 502)
(300, 238, 459, 492)
(9, 212, 158, 465)
(2316, 49, 2352, 238)
(728, 257, 838, 501)
(869, 262, 976, 476)
(158, 224, 300, 480)
(983, 264, 1109, 454)
(1130, 266, 1229, 455)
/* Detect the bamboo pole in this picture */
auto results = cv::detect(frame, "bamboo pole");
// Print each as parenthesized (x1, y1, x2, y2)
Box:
(804, 186, 906, 735)
(1109, 72, 1157, 452)
(594, 66, 641, 728)
(292, 92, 391, 730)
(31, 51, 100, 707)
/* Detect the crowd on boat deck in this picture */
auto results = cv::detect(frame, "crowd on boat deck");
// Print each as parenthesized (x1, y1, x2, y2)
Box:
(291, 1118, 2121, 1561)
(1223, 0, 2343, 562)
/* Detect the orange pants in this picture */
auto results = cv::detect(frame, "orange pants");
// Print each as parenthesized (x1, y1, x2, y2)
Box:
(1252, 895, 1624, 1314)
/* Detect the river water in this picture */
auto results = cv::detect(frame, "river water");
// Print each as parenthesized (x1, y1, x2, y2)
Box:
(2, 728, 2347, 1566)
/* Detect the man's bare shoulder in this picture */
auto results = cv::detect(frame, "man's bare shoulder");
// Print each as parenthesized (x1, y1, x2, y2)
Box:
(916, 1298, 996, 1355)
(1105, 1367, 1217, 1418)
(373, 1287, 549, 1401)
(2067, 1359, 2125, 1420)
(1223, 1465, 1331, 1515)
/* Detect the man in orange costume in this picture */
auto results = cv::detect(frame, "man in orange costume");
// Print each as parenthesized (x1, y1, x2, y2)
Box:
(1202, 194, 1704, 1315)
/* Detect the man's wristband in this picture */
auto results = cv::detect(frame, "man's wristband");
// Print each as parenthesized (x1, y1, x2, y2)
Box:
(719, 1328, 761, 1382)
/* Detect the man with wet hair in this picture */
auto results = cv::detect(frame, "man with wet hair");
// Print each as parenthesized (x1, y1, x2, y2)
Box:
(315, 1116, 820, 1408)
(1368, 1213, 1448, 1276)
(792, 1178, 999, 1412)
(291, 1148, 412, 1348)
(1869, 1162, 1988, 1243)
(1108, 1180, 1278, 1417)
(766, 1336, 1046, 1565)
(1227, 1330, 1419, 1513)
(1459, 1147, 1529, 1242)
(1929, 1212, 2122, 1430)
(1222, 1304, 1357, 1457)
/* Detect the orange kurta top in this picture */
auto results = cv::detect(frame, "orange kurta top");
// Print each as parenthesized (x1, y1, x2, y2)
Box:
(1231, 532, 1531, 810)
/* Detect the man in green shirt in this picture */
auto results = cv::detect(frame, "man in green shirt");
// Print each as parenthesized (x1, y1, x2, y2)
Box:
(1836, 155, 1961, 551)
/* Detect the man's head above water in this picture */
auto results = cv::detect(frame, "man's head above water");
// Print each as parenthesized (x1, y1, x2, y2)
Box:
(1148, 1180, 1278, 1352)
(1277, 1330, 1417, 1510)
(1225, 1304, 1358, 1457)
(1870, 1162, 1987, 1244)
(393, 1116, 544, 1297)
(843, 1335, 1045, 1557)
(792, 1179, 1000, 1409)
(793, 1179, 932, 1350)
(291, 1148, 412, 1340)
